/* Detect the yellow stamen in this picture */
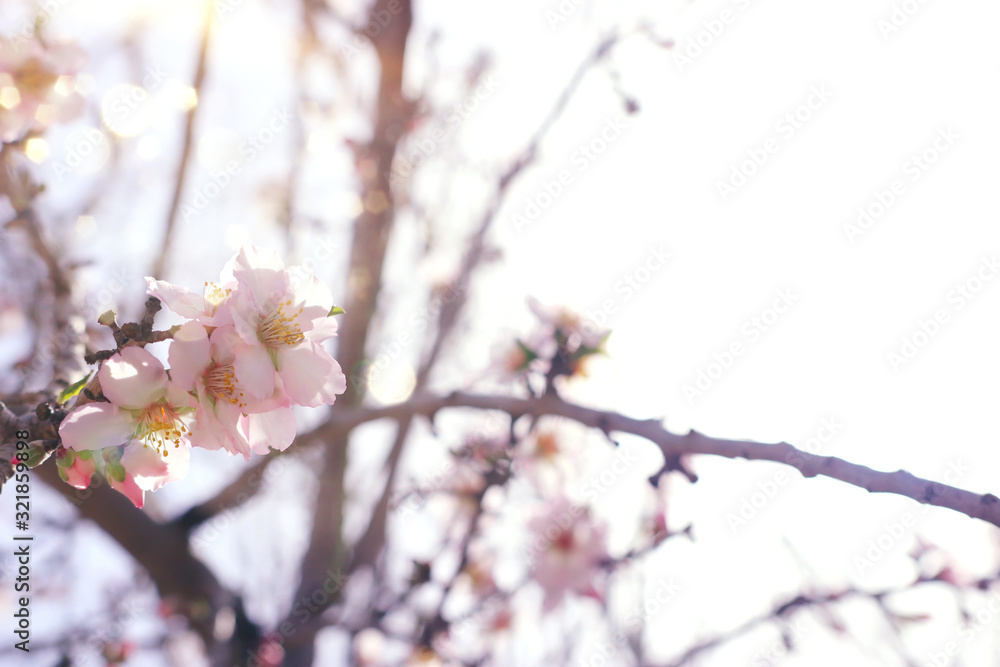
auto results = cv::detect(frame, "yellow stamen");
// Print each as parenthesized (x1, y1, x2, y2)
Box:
(258, 298, 305, 347)
(16, 57, 59, 96)
(203, 281, 232, 314)
(137, 403, 188, 457)
(203, 363, 246, 407)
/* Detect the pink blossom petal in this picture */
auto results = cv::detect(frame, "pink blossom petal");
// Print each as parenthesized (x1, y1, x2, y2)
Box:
(189, 396, 252, 460)
(229, 290, 263, 344)
(247, 406, 296, 455)
(215, 400, 253, 459)
(295, 274, 334, 327)
(145, 277, 211, 320)
(306, 314, 339, 342)
(168, 322, 211, 391)
(43, 41, 87, 73)
(109, 473, 145, 508)
(276, 343, 346, 407)
(209, 325, 242, 364)
(232, 244, 288, 310)
(59, 404, 134, 451)
(122, 439, 189, 490)
(234, 342, 276, 400)
(0, 107, 34, 143)
(99, 347, 168, 409)
(63, 455, 97, 489)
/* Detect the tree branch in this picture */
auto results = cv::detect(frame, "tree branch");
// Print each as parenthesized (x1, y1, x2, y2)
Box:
(150, 1, 214, 280)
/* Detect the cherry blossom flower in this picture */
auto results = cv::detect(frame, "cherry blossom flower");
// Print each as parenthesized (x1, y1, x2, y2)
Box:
(168, 321, 295, 459)
(527, 297, 608, 353)
(226, 244, 346, 407)
(58, 346, 195, 506)
(145, 274, 236, 327)
(527, 496, 608, 610)
(487, 331, 553, 382)
(0, 37, 86, 143)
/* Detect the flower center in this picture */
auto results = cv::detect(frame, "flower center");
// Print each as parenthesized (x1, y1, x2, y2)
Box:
(204, 363, 246, 407)
(536, 432, 560, 458)
(553, 528, 575, 552)
(137, 404, 188, 457)
(203, 281, 232, 315)
(16, 57, 58, 96)
(258, 299, 305, 347)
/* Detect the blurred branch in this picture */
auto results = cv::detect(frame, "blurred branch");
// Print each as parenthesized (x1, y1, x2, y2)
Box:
(34, 459, 262, 666)
(18, 208, 86, 387)
(653, 573, 1000, 667)
(150, 0, 214, 280)
(280, 0, 415, 663)
(348, 28, 631, 587)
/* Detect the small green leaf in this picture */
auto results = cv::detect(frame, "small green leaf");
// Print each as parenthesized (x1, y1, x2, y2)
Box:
(21, 441, 52, 468)
(328, 306, 346, 316)
(515, 339, 539, 370)
(57, 372, 93, 405)
(101, 447, 127, 483)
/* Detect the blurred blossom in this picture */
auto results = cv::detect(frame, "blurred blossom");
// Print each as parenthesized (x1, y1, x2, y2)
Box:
(528, 495, 608, 611)
(0, 36, 86, 143)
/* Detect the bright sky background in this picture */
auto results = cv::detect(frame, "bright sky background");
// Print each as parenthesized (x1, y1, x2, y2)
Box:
(2, 0, 1000, 665)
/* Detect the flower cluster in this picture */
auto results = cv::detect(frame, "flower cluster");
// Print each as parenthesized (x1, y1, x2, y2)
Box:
(490, 298, 609, 385)
(0, 36, 85, 144)
(58, 245, 347, 507)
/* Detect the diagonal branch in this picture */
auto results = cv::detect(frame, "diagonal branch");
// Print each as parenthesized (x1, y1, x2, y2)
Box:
(178, 390, 1000, 538)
